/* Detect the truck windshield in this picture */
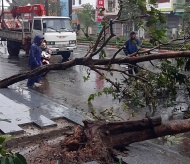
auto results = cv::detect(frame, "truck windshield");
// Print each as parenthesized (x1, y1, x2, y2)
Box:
(42, 18, 73, 32)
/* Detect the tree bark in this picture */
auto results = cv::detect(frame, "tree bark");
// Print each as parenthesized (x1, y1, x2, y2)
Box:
(82, 117, 190, 148)
(1, 51, 190, 88)
(59, 117, 190, 163)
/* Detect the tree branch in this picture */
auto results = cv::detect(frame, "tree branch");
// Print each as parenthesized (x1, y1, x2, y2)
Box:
(92, 25, 109, 53)
(90, 51, 190, 66)
(129, 37, 190, 58)
(108, 47, 124, 66)
(89, 20, 116, 58)
(90, 66, 148, 82)
(1, 51, 190, 88)
(113, 15, 149, 23)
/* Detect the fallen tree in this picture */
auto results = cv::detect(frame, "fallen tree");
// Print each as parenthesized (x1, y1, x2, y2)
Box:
(52, 117, 190, 163)
(1, 51, 190, 88)
(1, 1, 190, 163)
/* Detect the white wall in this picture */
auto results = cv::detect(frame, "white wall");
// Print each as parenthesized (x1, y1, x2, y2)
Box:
(72, 0, 96, 8)
(82, 0, 96, 8)
(104, 0, 119, 15)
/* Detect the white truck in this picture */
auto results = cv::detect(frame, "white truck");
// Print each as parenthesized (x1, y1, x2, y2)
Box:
(0, 4, 77, 61)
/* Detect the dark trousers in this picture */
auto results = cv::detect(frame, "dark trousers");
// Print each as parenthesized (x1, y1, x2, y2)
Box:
(27, 64, 42, 86)
(128, 64, 139, 75)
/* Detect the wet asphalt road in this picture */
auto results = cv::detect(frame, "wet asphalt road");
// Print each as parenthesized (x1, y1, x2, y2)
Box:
(0, 45, 190, 163)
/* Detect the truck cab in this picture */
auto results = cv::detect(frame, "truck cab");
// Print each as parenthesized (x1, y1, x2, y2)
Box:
(32, 16, 77, 58)
(0, 4, 77, 60)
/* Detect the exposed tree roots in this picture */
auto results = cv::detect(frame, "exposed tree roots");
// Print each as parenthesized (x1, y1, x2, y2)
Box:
(54, 117, 190, 163)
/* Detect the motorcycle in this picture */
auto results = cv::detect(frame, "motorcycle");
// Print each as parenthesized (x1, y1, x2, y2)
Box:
(41, 50, 51, 65)
(40, 41, 51, 76)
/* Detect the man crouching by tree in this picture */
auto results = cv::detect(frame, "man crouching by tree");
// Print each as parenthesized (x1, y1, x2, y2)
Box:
(123, 31, 141, 75)
(27, 35, 44, 87)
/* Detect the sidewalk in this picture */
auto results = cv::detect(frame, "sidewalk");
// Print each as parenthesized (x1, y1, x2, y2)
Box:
(0, 86, 87, 134)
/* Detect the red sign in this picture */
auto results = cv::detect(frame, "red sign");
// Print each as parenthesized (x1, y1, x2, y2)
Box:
(95, 0, 104, 22)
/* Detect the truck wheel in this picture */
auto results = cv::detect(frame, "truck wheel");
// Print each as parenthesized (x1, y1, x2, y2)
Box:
(61, 51, 71, 62)
(7, 41, 21, 56)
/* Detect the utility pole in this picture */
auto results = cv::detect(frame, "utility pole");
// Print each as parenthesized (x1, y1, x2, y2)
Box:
(2, 0, 4, 15)
(45, 0, 49, 16)
(2, 0, 4, 29)
(69, 0, 72, 18)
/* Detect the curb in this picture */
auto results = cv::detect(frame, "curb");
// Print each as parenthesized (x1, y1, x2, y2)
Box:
(6, 119, 75, 149)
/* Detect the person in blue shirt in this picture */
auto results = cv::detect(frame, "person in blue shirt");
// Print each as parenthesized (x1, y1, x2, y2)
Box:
(27, 35, 44, 87)
(123, 32, 141, 75)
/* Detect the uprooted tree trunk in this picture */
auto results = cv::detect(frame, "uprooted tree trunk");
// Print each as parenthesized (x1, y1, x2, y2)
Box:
(1, 51, 190, 88)
(57, 117, 190, 163)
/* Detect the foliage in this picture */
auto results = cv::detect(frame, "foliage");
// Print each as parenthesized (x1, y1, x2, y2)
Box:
(119, 0, 167, 44)
(158, 134, 184, 147)
(119, 0, 145, 21)
(86, 55, 190, 120)
(180, 2, 190, 36)
(0, 135, 27, 164)
(77, 3, 95, 35)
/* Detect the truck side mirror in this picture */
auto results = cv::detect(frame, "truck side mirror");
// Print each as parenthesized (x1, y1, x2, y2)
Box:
(43, 23, 47, 28)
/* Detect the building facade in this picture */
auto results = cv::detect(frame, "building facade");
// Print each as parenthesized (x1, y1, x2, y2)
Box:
(147, 0, 187, 38)
(72, 0, 97, 35)
(101, 0, 189, 38)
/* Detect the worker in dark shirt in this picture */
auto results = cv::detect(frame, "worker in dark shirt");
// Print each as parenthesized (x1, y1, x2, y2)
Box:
(123, 32, 141, 75)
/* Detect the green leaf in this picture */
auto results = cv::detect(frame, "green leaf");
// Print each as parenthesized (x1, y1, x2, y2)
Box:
(0, 157, 6, 164)
(149, 0, 157, 4)
(0, 135, 11, 144)
(88, 94, 95, 102)
(97, 92, 102, 97)
(13, 156, 24, 164)
(119, 158, 123, 164)
(83, 76, 89, 82)
(15, 153, 27, 164)
(0, 137, 6, 145)
(101, 21, 105, 26)
(131, 111, 135, 117)
(0, 147, 7, 156)
(0, 157, 10, 164)
(8, 157, 14, 164)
